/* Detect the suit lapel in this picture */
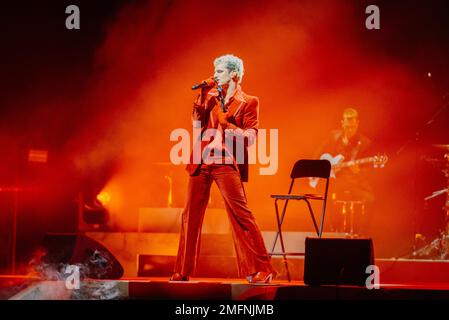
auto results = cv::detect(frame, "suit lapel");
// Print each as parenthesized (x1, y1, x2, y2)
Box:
(226, 100, 244, 117)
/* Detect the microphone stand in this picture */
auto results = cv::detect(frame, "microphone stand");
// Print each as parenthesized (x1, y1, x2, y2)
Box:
(396, 95, 449, 156)
(396, 92, 449, 258)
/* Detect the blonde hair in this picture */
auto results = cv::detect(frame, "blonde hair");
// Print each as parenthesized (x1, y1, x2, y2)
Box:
(214, 54, 244, 83)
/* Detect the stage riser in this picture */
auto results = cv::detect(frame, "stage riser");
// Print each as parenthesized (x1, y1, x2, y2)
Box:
(138, 255, 239, 278)
(138, 255, 303, 280)
(86, 231, 343, 277)
(138, 255, 449, 283)
(378, 259, 449, 284)
(86, 232, 449, 283)
(86, 232, 236, 277)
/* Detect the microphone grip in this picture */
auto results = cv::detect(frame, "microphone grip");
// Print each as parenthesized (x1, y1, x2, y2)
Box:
(191, 82, 206, 90)
(191, 78, 215, 90)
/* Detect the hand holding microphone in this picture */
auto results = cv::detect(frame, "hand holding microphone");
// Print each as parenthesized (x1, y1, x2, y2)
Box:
(192, 77, 216, 110)
(191, 77, 216, 90)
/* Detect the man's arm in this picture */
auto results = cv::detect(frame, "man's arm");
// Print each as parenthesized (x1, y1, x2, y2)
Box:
(192, 87, 216, 125)
(191, 94, 205, 122)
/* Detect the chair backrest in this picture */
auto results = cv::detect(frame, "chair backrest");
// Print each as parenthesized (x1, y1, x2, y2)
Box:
(290, 159, 331, 179)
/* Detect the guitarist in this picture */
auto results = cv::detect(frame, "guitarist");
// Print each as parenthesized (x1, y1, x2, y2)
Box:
(315, 108, 375, 234)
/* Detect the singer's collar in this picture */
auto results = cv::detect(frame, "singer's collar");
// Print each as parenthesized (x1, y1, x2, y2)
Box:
(208, 85, 246, 103)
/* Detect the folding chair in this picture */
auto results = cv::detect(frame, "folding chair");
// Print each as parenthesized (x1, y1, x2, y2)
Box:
(269, 159, 331, 282)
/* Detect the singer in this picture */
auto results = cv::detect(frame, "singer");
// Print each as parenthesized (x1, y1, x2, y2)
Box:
(170, 54, 275, 284)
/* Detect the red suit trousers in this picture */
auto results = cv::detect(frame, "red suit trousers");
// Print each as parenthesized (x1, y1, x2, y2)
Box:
(174, 164, 273, 277)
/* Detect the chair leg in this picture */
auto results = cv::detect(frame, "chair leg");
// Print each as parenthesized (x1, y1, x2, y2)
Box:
(274, 199, 291, 282)
(269, 200, 283, 255)
(304, 199, 320, 236)
(270, 199, 290, 254)
(318, 181, 330, 238)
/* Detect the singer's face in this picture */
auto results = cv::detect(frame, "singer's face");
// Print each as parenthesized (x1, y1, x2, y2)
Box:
(214, 63, 232, 86)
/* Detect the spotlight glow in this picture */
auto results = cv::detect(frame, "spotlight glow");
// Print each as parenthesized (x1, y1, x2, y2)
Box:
(97, 191, 111, 206)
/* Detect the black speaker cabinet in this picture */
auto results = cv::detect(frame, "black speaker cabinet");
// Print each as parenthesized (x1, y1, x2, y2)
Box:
(304, 237, 374, 286)
(40, 233, 124, 279)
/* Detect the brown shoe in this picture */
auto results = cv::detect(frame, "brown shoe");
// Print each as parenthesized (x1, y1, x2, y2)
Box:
(169, 272, 189, 282)
(246, 271, 274, 284)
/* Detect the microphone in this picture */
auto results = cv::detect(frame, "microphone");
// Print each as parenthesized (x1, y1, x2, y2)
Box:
(191, 77, 216, 90)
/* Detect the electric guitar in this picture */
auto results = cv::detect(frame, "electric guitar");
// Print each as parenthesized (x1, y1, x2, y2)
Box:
(309, 153, 388, 188)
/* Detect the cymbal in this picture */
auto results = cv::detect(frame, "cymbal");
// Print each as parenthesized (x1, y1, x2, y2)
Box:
(433, 144, 449, 150)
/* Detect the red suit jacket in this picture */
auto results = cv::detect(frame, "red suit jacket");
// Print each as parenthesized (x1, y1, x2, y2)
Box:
(186, 85, 259, 182)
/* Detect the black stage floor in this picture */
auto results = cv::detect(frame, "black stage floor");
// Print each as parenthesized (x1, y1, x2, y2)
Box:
(3, 276, 449, 300)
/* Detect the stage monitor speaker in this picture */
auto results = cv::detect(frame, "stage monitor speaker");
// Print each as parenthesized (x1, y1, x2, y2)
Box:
(304, 237, 374, 286)
(40, 233, 124, 279)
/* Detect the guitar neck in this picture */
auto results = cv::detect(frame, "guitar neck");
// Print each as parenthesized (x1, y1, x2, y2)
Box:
(336, 157, 374, 168)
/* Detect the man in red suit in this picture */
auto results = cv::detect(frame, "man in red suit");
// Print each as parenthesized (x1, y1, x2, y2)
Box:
(170, 54, 274, 284)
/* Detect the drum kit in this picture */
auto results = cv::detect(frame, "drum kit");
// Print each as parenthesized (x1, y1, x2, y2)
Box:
(412, 144, 449, 259)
